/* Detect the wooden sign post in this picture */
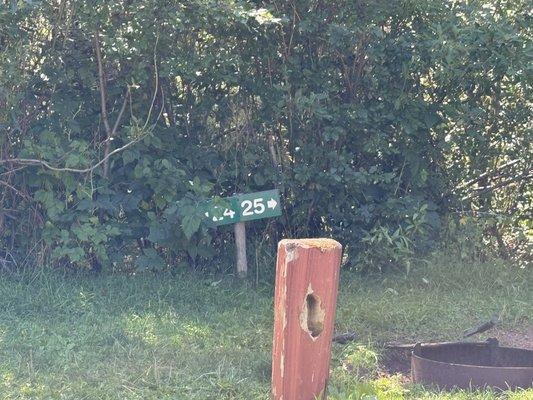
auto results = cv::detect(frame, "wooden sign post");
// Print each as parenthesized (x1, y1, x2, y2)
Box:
(272, 239, 342, 400)
(234, 222, 247, 278)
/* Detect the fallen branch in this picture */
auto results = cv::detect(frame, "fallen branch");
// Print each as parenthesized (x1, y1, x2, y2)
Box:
(463, 315, 499, 338)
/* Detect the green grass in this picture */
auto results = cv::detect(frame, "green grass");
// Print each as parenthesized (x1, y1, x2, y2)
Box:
(0, 254, 530, 399)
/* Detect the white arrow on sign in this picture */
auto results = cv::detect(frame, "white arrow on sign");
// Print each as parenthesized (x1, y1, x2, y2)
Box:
(267, 198, 278, 210)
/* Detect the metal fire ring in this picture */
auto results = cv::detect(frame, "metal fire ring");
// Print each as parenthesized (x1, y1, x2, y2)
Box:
(411, 338, 533, 390)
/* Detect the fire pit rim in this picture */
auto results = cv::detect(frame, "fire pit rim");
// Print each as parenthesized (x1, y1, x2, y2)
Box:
(412, 346, 533, 370)
(411, 340, 533, 390)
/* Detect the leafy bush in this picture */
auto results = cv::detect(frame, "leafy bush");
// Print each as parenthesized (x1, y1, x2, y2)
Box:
(0, 0, 530, 272)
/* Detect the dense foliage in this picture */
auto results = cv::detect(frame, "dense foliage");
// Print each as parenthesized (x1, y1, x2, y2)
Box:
(1, 0, 531, 272)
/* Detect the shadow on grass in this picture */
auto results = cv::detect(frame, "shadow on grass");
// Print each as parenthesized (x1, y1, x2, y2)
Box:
(0, 254, 530, 399)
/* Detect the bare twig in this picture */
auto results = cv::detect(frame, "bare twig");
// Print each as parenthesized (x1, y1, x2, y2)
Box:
(394, 159, 407, 196)
(0, 179, 32, 200)
(111, 88, 131, 140)
(0, 165, 29, 177)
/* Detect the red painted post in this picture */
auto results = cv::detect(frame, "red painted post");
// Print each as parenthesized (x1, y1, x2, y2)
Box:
(272, 239, 343, 400)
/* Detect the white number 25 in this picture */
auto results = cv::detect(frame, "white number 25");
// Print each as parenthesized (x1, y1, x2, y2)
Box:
(241, 198, 265, 216)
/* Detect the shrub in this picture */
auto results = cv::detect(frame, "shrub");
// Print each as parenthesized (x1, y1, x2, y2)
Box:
(1, 0, 530, 272)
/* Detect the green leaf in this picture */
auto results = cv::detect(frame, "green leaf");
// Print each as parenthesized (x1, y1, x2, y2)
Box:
(181, 214, 201, 239)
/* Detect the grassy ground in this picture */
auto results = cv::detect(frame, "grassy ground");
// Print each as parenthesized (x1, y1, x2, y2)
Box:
(0, 254, 531, 399)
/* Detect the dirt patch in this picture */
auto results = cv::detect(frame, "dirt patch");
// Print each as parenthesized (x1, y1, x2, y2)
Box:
(380, 348, 412, 381)
(492, 326, 533, 350)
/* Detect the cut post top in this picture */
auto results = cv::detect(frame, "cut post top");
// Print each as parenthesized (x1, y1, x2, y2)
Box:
(278, 238, 342, 251)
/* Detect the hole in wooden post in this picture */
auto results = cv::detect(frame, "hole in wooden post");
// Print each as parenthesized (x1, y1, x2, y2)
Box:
(304, 293, 324, 338)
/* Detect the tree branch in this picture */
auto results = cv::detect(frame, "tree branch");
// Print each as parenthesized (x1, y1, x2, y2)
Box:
(143, 35, 160, 130)
(111, 87, 130, 137)
(0, 136, 144, 174)
(0, 32, 156, 177)
(462, 171, 533, 200)
(93, 30, 132, 178)
(94, 30, 111, 137)
(0, 179, 31, 200)
(454, 159, 520, 192)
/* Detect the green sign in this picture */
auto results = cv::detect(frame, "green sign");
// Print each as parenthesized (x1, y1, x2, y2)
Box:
(203, 189, 282, 226)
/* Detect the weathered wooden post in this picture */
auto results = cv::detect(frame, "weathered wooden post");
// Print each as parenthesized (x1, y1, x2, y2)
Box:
(234, 221, 247, 278)
(272, 238, 343, 400)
